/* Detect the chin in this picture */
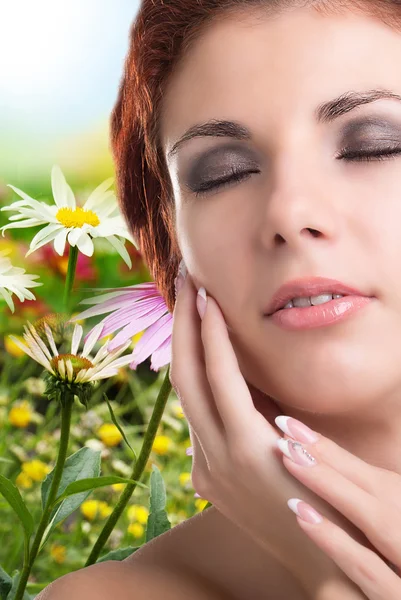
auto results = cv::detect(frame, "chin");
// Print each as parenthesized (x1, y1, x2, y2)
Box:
(255, 347, 401, 416)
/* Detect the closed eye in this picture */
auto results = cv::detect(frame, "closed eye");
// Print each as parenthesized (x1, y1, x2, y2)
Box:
(193, 147, 401, 198)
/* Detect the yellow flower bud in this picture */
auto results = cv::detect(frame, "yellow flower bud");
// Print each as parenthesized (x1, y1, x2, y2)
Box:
(111, 483, 124, 492)
(50, 544, 66, 564)
(179, 472, 192, 488)
(9, 401, 32, 428)
(15, 472, 33, 489)
(127, 504, 149, 525)
(127, 522, 144, 538)
(22, 459, 51, 482)
(195, 498, 209, 512)
(81, 500, 99, 521)
(152, 435, 172, 456)
(97, 424, 123, 447)
(98, 501, 112, 519)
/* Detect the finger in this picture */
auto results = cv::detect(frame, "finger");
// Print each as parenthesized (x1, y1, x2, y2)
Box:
(278, 439, 401, 568)
(277, 416, 394, 497)
(186, 424, 211, 497)
(200, 293, 277, 445)
(170, 274, 224, 448)
(288, 498, 401, 600)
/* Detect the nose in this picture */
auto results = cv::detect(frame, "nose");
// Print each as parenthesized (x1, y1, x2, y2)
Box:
(260, 155, 338, 252)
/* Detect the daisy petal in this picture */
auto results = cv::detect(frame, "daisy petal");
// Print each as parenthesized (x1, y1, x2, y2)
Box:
(106, 235, 132, 268)
(83, 177, 114, 211)
(51, 165, 76, 208)
(81, 322, 103, 357)
(71, 324, 83, 355)
(54, 229, 69, 256)
(75, 232, 94, 256)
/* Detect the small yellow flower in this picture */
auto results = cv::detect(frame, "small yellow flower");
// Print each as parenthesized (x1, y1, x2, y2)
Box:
(195, 498, 209, 512)
(50, 543, 66, 564)
(111, 483, 125, 492)
(81, 500, 99, 521)
(97, 423, 123, 447)
(22, 459, 51, 482)
(127, 504, 149, 525)
(127, 522, 144, 538)
(179, 472, 192, 489)
(4, 335, 27, 358)
(9, 401, 33, 428)
(152, 435, 172, 456)
(98, 501, 113, 519)
(15, 472, 33, 489)
(171, 402, 185, 419)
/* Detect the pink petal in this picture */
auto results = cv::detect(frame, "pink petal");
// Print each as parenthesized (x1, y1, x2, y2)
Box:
(99, 296, 164, 336)
(129, 312, 172, 369)
(149, 334, 172, 371)
(107, 301, 169, 351)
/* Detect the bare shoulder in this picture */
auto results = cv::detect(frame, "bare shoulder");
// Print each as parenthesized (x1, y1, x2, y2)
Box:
(35, 556, 230, 600)
(123, 505, 309, 600)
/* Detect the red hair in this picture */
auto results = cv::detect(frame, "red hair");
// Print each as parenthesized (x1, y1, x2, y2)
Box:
(110, 0, 401, 314)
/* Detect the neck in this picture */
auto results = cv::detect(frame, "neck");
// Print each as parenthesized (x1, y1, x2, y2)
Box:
(276, 391, 401, 474)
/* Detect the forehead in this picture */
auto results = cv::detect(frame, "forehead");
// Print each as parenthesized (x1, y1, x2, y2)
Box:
(160, 6, 401, 160)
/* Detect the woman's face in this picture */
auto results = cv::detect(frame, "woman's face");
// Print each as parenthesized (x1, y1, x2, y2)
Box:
(160, 6, 401, 416)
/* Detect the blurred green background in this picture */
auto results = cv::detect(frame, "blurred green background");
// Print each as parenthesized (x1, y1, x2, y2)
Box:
(0, 3, 207, 595)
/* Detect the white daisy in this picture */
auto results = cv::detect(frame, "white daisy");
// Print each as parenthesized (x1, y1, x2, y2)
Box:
(8, 320, 135, 385)
(0, 165, 137, 268)
(0, 250, 42, 312)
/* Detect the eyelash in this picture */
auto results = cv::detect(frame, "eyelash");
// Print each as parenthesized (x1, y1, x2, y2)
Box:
(193, 146, 401, 198)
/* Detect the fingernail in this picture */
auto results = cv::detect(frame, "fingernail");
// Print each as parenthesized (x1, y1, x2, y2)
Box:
(194, 492, 202, 498)
(276, 438, 317, 467)
(197, 287, 207, 320)
(174, 259, 187, 298)
(275, 415, 319, 444)
(186, 446, 193, 456)
(287, 498, 323, 524)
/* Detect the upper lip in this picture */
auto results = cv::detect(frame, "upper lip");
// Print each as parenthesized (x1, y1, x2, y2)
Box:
(264, 277, 371, 316)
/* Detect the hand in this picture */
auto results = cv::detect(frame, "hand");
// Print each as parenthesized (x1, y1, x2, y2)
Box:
(275, 417, 401, 599)
(170, 272, 370, 599)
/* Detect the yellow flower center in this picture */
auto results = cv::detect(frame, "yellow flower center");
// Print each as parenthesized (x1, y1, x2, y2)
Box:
(50, 354, 93, 375)
(56, 207, 100, 228)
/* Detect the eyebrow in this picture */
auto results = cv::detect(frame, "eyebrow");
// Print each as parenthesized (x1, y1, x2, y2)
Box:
(167, 88, 401, 159)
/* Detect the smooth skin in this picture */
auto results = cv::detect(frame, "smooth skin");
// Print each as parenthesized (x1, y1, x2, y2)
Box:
(160, 3, 401, 598)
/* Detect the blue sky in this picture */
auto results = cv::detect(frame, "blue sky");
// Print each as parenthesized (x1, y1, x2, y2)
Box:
(0, 0, 141, 179)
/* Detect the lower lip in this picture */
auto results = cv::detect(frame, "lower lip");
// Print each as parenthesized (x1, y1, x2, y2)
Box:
(267, 296, 374, 330)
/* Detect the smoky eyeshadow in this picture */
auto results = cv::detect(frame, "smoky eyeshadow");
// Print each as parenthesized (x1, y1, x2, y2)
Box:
(339, 115, 401, 148)
(182, 143, 260, 192)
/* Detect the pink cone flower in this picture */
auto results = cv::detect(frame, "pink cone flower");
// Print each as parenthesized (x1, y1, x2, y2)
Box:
(70, 282, 173, 372)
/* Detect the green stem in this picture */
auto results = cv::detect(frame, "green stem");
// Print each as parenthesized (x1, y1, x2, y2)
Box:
(84, 366, 173, 566)
(14, 391, 74, 600)
(63, 245, 79, 312)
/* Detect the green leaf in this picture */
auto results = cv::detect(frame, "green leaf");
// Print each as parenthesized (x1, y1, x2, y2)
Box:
(51, 476, 148, 507)
(103, 393, 137, 460)
(6, 571, 31, 600)
(39, 448, 101, 552)
(0, 475, 34, 540)
(96, 546, 140, 563)
(0, 565, 12, 600)
(145, 465, 171, 543)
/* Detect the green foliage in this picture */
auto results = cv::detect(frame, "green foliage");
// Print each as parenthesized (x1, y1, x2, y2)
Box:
(145, 465, 172, 542)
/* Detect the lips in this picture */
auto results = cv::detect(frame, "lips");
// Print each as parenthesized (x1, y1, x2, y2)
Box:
(264, 277, 371, 316)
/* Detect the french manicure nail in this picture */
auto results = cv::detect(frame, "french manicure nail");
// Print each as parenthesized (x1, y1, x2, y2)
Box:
(287, 498, 323, 524)
(197, 287, 207, 319)
(276, 438, 317, 467)
(186, 446, 193, 456)
(275, 415, 319, 444)
(174, 259, 187, 297)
